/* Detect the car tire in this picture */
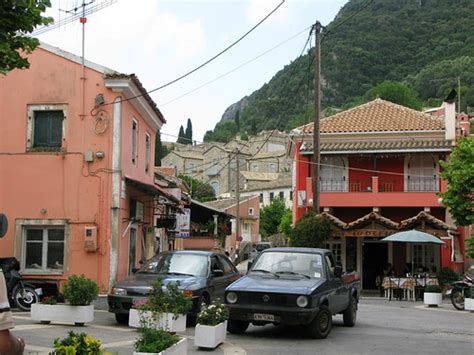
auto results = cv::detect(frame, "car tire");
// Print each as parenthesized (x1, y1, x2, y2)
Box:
(188, 295, 209, 326)
(115, 313, 129, 325)
(342, 296, 357, 327)
(227, 319, 249, 334)
(308, 305, 332, 339)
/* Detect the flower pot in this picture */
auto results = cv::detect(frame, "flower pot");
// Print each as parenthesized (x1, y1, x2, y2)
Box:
(423, 292, 442, 306)
(31, 304, 94, 325)
(129, 309, 186, 332)
(133, 337, 187, 355)
(194, 321, 227, 349)
(465, 298, 474, 311)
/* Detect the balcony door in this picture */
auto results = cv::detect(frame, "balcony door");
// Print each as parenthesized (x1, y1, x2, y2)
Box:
(406, 155, 439, 192)
(320, 156, 348, 192)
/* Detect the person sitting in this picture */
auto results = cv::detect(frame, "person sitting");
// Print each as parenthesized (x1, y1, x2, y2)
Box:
(383, 263, 394, 277)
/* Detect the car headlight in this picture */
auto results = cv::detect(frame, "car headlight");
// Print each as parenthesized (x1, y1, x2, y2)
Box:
(111, 287, 127, 296)
(183, 290, 193, 297)
(296, 295, 308, 308)
(226, 292, 238, 304)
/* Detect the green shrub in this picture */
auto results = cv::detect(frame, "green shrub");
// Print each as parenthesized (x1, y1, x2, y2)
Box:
(134, 328, 180, 353)
(52, 331, 103, 355)
(290, 211, 331, 248)
(438, 267, 460, 286)
(196, 300, 229, 326)
(146, 280, 193, 318)
(63, 275, 99, 306)
(425, 285, 442, 293)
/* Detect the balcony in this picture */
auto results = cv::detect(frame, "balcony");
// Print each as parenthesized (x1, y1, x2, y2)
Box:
(304, 176, 445, 208)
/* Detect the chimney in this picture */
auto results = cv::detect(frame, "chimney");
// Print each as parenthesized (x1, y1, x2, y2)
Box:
(443, 89, 457, 141)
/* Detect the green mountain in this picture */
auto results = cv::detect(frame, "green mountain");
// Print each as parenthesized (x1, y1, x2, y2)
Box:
(204, 0, 474, 142)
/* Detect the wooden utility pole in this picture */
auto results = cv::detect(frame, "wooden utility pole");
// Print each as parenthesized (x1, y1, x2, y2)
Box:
(235, 147, 240, 245)
(313, 21, 322, 212)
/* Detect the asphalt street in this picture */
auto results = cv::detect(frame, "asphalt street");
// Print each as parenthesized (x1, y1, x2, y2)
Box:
(11, 297, 474, 355)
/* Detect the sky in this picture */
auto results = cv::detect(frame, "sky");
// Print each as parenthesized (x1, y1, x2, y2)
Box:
(36, 0, 348, 142)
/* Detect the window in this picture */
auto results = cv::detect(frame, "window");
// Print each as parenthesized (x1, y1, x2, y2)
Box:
(252, 164, 258, 172)
(248, 208, 254, 215)
(279, 191, 284, 200)
(259, 193, 263, 203)
(210, 181, 220, 195)
(216, 255, 235, 274)
(187, 163, 196, 174)
(320, 156, 347, 192)
(23, 226, 65, 272)
(27, 105, 67, 151)
(132, 119, 138, 164)
(325, 254, 336, 278)
(406, 155, 438, 192)
(325, 241, 342, 264)
(290, 190, 293, 201)
(269, 163, 277, 173)
(145, 133, 151, 174)
(270, 192, 274, 201)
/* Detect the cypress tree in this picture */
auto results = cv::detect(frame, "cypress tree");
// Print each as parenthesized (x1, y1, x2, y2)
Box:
(185, 118, 193, 145)
(177, 125, 185, 144)
(155, 132, 162, 166)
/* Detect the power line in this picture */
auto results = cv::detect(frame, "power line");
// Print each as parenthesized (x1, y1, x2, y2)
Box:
(99, 0, 286, 109)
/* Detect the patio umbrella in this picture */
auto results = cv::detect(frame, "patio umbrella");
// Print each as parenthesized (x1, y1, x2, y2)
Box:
(382, 230, 444, 274)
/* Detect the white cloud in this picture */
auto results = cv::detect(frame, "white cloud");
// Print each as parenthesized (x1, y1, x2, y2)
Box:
(246, 0, 289, 24)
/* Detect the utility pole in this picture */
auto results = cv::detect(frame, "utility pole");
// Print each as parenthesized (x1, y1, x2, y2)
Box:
(458, 76, 461, 113)
(313, 21, 322, 213)
(235, 147, 240, 247)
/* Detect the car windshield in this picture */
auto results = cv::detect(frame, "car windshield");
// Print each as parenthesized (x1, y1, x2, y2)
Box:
(251, 252, 324, 279)
(138, 253, 208, 277)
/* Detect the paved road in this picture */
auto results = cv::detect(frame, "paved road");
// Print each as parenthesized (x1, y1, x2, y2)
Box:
(11, 298, 473, 355)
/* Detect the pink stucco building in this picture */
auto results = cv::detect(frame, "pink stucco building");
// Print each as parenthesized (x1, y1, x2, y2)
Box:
(0, 43, 165, 292)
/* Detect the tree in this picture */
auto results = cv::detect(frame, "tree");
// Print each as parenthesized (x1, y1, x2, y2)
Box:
(177, 125, 186, 144)
(260, 198, 287, 238)
(365, 81, 422, 110)
(290, 211, 331, 248)
(178, 174, 216, 202)
(184, 118, 193, 145)
(235, 111, 240, 133)
(154, 132, 163, 166)
(278, 209, 292, 241)
(438, 137, 474, 257)
(0, 0, 52, 74)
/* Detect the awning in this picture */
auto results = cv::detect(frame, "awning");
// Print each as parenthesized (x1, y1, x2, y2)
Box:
(124, 176, 180, 203)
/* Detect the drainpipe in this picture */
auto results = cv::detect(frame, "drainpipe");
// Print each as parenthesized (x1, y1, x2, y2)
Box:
(447, 230, 455, 262)
(109, 96, 122, 290)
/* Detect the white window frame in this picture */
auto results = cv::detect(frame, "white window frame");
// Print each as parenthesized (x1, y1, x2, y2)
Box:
(27, 104, 68, 151)
(15, 219, 69, 275)
(249, 208, 254, 216)
(145, 132, 151, 174)
(132, 118, 138, 165)
(269, 163, 277, 173)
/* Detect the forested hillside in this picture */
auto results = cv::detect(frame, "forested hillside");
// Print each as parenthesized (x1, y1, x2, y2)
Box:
(204, 0, 474, 142)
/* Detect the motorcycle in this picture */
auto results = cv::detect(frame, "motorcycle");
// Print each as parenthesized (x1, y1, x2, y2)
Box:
(448, 274, 473, 311)
(1, 257, 41, 311)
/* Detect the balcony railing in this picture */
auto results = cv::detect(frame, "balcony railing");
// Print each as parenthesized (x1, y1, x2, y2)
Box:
(406, 177, 440, 192)
(316, 177, 440, 193)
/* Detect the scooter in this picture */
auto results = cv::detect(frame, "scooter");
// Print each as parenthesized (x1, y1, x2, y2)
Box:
(1, 258, 41, 311)
(448, 274, 473, 311)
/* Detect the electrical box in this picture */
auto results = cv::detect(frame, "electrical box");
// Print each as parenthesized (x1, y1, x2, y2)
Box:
(84, 150, 94, 162)
(84, 226, 98, 252)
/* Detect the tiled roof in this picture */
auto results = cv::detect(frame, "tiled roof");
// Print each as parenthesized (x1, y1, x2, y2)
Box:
(244, 174, 292, 191)
(249, 150, 287, 160)
(103, 73, 165, 123)
(346, 212, 399, 230)
(300, 139, 453, 153)
(205, 195, 259, 210)
(155, 167, 176, 177)
(399, 211, 455, 230)
(240, 171, 280, 181)
(298, 99, 444, 134)
(171, 151, 204, 160)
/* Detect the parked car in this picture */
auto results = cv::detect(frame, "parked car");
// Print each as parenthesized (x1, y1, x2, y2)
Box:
(108, 250, 240, 324)
(225, 247, 361, 338)
(249, 242, 273, 260)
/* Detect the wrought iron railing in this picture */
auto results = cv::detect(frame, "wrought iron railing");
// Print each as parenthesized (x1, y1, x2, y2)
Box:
(406, 176, 440, 192)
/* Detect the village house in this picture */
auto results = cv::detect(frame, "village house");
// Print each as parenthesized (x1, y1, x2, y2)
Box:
(0, 43, 173, 292)
(289, 98, 471, 290)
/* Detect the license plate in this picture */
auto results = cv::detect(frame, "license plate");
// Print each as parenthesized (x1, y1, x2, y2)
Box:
(253, 313, 274, 321)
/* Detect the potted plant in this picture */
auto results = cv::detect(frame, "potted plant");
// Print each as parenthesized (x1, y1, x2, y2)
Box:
(194, 300, 229, 349)
(51, 330, 104, 354)
(423, 284, 442, 307)
(465, 286, 474, 311)
(129, 280, 192, 332)
(134, 327, 187, 355)
(31, 274, 99, 325)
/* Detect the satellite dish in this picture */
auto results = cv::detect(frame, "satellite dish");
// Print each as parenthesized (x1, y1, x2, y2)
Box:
(0, 214, 8, 238)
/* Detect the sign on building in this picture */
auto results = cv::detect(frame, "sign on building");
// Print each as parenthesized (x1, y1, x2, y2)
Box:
(177, 208, 191, 238)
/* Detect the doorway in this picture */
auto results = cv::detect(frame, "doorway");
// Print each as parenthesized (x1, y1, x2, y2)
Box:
(362, 242, 388, 289)
(128, 225, 137, 275)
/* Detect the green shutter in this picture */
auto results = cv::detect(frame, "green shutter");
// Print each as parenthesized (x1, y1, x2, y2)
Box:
(34, 110, 63, 148)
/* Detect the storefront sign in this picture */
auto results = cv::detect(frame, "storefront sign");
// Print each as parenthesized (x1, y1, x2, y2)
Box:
(177, 208, 190, 238)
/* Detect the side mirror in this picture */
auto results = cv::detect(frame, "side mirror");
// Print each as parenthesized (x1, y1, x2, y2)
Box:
(247, 261, 253, 272)
(213, 269, 224, 277)
(334, 265, 343, 278)
(132, 267, 139, 274)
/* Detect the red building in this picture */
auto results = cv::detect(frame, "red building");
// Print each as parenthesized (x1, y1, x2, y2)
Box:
(289, 98, 470, 290)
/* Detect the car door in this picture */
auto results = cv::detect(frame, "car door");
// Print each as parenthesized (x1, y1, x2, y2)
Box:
(325, 254, 346, 313)
(217, 254, 240, 286)
(208, 255, 228, 301)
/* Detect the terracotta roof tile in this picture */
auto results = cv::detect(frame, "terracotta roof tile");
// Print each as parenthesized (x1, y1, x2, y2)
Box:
(298, 99, 444, 134)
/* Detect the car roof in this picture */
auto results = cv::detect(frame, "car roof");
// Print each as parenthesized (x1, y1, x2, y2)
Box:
(160, 250, 214, 256)
(262, 247, 329, 254)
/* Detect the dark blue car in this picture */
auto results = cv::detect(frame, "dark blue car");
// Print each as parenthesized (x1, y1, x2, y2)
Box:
(108, 250, 240, 324)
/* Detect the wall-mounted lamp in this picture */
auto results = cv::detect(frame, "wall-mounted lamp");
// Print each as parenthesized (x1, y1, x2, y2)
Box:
(95, 151, 105, 159)
(95, 94, 105, 106)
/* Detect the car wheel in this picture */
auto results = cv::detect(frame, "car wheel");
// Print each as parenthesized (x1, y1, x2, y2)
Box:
(115, 313, 129, 325)
(343, 296, 357, 327)
(227, 319, 249, 334)
(308, 305, 332, 339)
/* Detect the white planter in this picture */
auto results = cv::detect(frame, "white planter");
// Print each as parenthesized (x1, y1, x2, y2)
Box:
(129, 309, 186, 332)
(133, 337, 187, 355)
(424, 292, 442, 306)
(194, 321, 227, 349)
(31, 304, 94, 325)
(465, 298, 474, 311)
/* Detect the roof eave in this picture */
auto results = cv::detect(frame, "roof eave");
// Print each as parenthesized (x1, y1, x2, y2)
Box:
(300, 148, 452, 155)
